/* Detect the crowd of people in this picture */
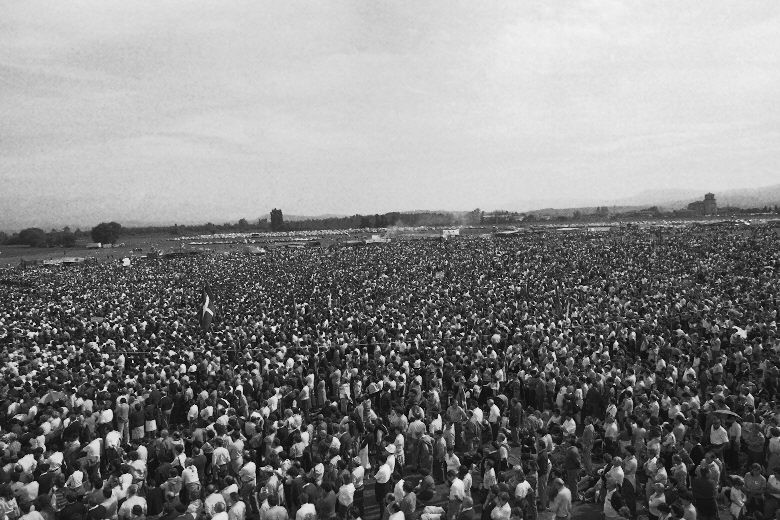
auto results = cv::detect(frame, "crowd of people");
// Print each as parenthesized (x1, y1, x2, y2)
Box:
(0, 225, 779, 520)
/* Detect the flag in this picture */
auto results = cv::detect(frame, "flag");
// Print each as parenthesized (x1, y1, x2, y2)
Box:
(200, 286, 216, 331)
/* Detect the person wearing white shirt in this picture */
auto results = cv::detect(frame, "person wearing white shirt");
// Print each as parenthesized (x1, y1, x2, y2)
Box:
(136, 444, 148, 463)
(448, 471, 466, 520)
(20, 505, 45, 520)
(607, 458, 625, 488)
(337, 478, 356, 509)
(393, 479, 405, 503)
(228, 496, 246, 520)
(374, 462, 392, 505)
(117, 486, 146, 520)
(66, 468, 85, 490)
(709, 418, 729, 458)
(85, 438, 102, 464)
(429, 414, 443, 435)
(239, 460, 256, 488)
(490, 493, 511, 520)
(105, 430, 121, 450)
(562, 416, 577, 436)
(99, 407, 114, 425)
(295, 501, 315, 520)
(487, 399, 501, 441)
(220, 482, 239, 508)
(112, 473, 133, 501)
(212, 440, 231, 477)
(211, 502, 229, 520)
(17, 453, 37, 476)
(549, 479, 573, 520)
(129, 454, 146, 483)
(514, 475, 532, 500)
(388, 502, 404, 520)
(182, 462, 200, 496)
(187, 404, 199, 424)
(205, 488, 227, 518)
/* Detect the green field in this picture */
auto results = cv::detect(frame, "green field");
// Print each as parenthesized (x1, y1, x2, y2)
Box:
(0, 235, 176, 266)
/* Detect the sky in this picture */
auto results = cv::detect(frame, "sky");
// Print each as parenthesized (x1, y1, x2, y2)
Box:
(1, 0, 779, 229)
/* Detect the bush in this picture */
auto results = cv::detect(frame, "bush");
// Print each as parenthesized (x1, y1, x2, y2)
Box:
(91, 222, 122, 244)
(18, 228, 48, 248)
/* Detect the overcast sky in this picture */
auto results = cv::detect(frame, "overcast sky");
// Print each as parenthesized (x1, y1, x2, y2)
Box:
(1, 1, 779, 229)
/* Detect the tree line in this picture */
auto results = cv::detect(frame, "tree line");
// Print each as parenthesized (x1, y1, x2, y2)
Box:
(4, 203, 777, 249)
(2, 222, 123, 248)
(0, 209, 483, 249)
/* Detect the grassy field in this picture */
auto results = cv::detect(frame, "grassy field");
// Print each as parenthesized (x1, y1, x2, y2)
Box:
(0, 228, 486, 266)
(0, 235, 177, 266)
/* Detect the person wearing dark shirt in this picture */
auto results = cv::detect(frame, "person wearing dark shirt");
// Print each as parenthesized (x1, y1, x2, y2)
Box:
(583, 383, 604, 419)
(564, 443, 583, 502)
(416, 470, 437, 502)
(144, 403, 157, 439)
(146, 486, 165, 518)
(315, 482, 337, 520)
(691, 469, 718, 520)
(170, 503, 189, 520)
(86, 496, 107, 520)
(300, 480, 321, 511)
(37, 463, 57, 496)
(191, 447, 207, 484)
(85, 481, 106, 510)
(286, 468, 304, 514)
(148, 386, 162, 407)
(129, 404, 145, 441)
(63, 418, 82, 443)
(689, 440, 706, 468)
(58, 490, 88, 520)
(379, 390, 392, 418)
(154, 462, 172, 487)
(159, 395, 173, 430)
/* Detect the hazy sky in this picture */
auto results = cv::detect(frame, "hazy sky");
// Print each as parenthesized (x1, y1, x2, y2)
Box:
(2, 1, 779, 229)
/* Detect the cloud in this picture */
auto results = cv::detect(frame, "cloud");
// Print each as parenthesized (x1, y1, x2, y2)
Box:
(1, 0, 779, 228)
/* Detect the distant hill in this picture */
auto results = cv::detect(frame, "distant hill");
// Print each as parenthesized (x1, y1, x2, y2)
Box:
(608, 188, 702, 209)
(504, 183, 780, 215)
(281, 214, 346, 222)
(708, 183, 780, 208)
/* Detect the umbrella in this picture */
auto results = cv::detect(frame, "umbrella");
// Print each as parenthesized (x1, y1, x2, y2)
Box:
(714, 409, 741, 419)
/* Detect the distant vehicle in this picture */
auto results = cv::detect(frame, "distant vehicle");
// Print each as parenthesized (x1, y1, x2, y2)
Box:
(133, 248, 143, 252)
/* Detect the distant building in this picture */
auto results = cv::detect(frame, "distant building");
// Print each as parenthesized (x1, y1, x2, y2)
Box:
(703, 193, 717, 215)
(687, 193, 717, 216)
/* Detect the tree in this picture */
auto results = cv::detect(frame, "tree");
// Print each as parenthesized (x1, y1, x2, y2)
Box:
(238, 218, 249, 230)
(18, 228, 48, 247)
(60, 232, 76, 247)
(90, 222, 122, 244)
(47, 229, 76, 247)
(359, 215, 373, 228)
(270, 208, 284, 231)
